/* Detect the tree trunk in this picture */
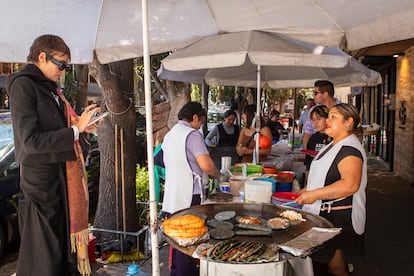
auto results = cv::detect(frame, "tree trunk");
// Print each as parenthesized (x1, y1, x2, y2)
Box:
(151, 75, 191, 141)
(89, 54, 139, 237)
(75, 65, 89, 113)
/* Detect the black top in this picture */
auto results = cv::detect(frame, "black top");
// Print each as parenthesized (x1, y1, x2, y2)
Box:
(265, 120, 284, 143)
(217, 123, 240, 147)
(304, 132, 330, 171)
(7, 64, 75, 165)
(319, 145, 363, 207)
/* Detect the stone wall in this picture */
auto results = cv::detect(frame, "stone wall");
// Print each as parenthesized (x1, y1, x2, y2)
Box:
(394, 46, 414, 184)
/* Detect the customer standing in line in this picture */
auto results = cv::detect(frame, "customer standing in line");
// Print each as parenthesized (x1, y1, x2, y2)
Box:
(302, 105, 331, 187)
(7, 34, 99, 275)
(162, 101, 220, 276)
(302, 80, 340, 150)
(298, 98, 315, 133)
(296, 103, 367, 276)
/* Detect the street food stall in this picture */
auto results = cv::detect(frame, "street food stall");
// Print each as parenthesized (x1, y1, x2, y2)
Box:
(162, 202, 340, 276)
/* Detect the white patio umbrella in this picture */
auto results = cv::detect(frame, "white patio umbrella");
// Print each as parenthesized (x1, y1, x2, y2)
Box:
(1, 1, 162, 275)
(158, 57, 381, 88)
(2, 0, 414, 64)
(159, 31, 382, 162)
(159, 31, 381, 88)
(0, 1, 399, 274)
(161, 31, 351, 71)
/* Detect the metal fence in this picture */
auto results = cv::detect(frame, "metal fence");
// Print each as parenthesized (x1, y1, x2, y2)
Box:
(89, 225, 149, 263)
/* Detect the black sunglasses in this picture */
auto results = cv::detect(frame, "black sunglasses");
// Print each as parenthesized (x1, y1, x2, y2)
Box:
(47, 54, 71, 71)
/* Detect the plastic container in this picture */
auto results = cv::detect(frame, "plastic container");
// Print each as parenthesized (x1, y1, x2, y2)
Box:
(229, 177, 248, 196)
(263, 166, 277, 174)
(244, 180, 272, 204)
(219, 182, 230, 193)
(271, 192, 302, 209)
(274, 171, 295, 192)
(274, 171, 296, 182)
(230, 164, 263, 175)
(126, 264, 148, 276)
(276, 182, 293, 192)
(221, 156, 232, 171)
(253, 177, 277, 193)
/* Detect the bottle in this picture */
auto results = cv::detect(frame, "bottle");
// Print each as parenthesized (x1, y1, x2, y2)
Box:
(237, 143, 243, 157)
(239, 187, 245, 202)
(219, 169, 229, 182)
(126, 264, 148, 276)
(242, 163, 247, 177)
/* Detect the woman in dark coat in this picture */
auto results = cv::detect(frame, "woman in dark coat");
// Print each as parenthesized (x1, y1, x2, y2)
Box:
(7, 35, 99, 276)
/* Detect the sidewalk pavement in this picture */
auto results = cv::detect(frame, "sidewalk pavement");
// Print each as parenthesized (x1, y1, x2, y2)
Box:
(92, 158, 414, 275)
(352, 159, 414, 275)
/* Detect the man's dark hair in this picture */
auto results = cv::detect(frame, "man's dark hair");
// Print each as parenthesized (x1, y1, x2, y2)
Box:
(178, 102, 206, 122)
(269, 110, 280, 118)
(315, 80, 335, 97)
(27, 34, 71, 62)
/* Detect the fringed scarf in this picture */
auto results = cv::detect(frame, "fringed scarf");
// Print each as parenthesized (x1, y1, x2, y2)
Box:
(56, 89, 91, 276)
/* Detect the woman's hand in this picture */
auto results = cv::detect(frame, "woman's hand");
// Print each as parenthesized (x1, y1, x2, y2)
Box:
(76, 104, 100, 133)
(297, 187, 307, 194)
(236, 145, 243, 155)
(236, 146, 251, 155)
(295, 190, 318, 205)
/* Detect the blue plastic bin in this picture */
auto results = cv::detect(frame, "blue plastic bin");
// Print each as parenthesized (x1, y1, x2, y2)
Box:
(276, 182, 293, 192)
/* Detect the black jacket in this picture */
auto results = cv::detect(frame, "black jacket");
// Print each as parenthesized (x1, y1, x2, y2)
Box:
(7, 64, 75, 165)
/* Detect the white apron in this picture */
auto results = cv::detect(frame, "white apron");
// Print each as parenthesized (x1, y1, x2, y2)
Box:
(162, 123, 207, 214)
(303, 134, 367, 234)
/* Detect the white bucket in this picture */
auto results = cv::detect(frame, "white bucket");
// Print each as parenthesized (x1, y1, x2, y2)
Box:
(244, 180, 273, 204)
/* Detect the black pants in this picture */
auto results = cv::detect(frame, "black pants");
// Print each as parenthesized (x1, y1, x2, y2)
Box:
(170, 194, 201, 276)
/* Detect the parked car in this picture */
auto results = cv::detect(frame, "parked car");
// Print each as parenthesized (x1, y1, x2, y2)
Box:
(207, 111, 225, 132)
(207, 103, 231, 132)
(0, 110, 20, 256)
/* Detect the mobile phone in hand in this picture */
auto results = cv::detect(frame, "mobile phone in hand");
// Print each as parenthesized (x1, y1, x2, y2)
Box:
(88, 111, 109, 126)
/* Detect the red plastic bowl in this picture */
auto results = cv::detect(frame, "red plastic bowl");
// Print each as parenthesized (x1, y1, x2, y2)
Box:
(275, 171, 295, 183)
(271, 192, 302, 209)
(263, 167, 277, 174)
(272, 192, 299, 200)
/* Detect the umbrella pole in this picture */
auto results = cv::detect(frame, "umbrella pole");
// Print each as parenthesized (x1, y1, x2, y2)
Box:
(202, 81, 208, 135)
(115, 125, 119, 234)
(292, 88, 297, 151)
(255, 65, 261, 164)
(142, 1, 160, 275)
(120, 128, 126, 238)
